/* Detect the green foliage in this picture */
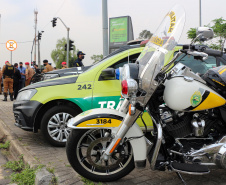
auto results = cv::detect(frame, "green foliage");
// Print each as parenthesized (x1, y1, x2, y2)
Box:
(4, 155, 45, 185)
(51, 176, 58, 184)
(91, 54, 103, 64)
(187, 28, 197, 40)
(46, 167, 55, 174)
(4, 155, 24, 172)
(186, 18, 226, 50)
(10, 166, 36, 185)
(0, 141, 10, 149)
(81, 176, 102, 185)
(51, 37, 79, 68)
(138, 30, 153, 39)
(211, 17, 226, 50)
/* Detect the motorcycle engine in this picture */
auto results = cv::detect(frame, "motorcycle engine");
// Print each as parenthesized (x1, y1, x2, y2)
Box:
(160, 106, 217, 138)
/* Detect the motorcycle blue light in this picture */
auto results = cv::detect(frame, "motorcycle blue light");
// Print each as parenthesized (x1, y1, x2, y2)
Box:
(116, 68, 120, 80)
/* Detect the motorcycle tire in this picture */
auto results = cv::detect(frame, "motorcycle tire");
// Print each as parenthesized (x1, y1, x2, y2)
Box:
(66, 129, 135, 182)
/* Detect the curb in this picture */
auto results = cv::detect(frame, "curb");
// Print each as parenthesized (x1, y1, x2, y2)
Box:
(0, 119, 53, 184)
(0, 119, 38, 167)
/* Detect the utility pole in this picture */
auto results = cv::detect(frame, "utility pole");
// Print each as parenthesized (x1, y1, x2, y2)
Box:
(199, 0, 201, 26)
(102, 0, 108, 57)
(34, 10, 38, 64)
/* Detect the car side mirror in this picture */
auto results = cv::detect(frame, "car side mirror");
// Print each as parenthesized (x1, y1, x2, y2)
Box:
(100, 68, 115, 80)
(196, 27, 214, 41)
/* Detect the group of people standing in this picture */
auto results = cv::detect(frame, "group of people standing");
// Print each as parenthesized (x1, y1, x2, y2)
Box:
(0, 61, 37, 101)
(0, 51, 86, 102)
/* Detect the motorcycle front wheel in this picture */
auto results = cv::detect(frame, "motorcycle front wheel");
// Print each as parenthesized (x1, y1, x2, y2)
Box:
(66, 129, 135, 182)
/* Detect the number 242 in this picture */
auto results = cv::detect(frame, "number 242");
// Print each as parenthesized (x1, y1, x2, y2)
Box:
(78, 84, 92, 90)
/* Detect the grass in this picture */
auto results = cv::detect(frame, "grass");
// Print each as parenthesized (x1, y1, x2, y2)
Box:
(81, 176, 102, 185)
(46, 167, 55, 174)
(17, 137, 22, 141)
(1, 150, 10, 156)
(0, 141, 10, 149)
(65, 164, 71, 167)
(3, 155, 46, 185)
(3, 155, 24, 172)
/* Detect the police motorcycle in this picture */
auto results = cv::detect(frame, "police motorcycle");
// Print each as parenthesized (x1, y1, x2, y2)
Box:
(66, 5, 226, 183)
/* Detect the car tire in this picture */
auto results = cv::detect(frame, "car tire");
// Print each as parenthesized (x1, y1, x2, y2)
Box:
(41, 105, 79, 147)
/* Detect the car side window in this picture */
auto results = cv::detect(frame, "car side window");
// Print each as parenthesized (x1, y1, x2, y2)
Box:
(98, 53, 140, 81)
(110, 53, 140, 69)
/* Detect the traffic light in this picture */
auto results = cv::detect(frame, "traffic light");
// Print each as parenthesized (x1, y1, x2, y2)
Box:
(52, 18, 57, 27)
(38, 32, 42, 40)
(69, 40, 74, 51)
(64, 40, 74, 51)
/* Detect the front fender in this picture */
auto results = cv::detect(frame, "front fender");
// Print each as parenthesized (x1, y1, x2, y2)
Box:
(67, 108, 125, 129)
(67, 108, 147, 163)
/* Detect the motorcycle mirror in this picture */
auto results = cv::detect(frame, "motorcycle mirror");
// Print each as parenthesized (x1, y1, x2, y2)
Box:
(196, 27, 214, 41)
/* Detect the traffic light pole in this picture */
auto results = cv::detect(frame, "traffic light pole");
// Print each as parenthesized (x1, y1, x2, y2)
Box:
(67, 28, 70, 68)
(38, 33, 40, 67)
(56, 17, 70, 68)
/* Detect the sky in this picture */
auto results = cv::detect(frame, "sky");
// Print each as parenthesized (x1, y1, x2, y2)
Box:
(0, 0, 225, 67)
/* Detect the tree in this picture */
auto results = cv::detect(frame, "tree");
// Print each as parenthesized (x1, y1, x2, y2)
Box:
(187, 18, 226, 50)
(138, 30, 153, 39)
(51, 38, 78, 68)
(187, 28, 197, 40)
(91, 54, 103, 64)
(210, 17, 226, 50)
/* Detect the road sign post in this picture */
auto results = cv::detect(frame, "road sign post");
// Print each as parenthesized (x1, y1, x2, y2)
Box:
(6, 40, 17, 64)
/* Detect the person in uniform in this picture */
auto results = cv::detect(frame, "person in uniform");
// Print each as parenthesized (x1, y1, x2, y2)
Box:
(73, 51, 86, 67)
(18, 62, 26, 90)
(34, 65, 41, 74)
(0, 68, 2, 95)
(25, 62, 35, 86)
(2, 61, 15, 101)
(13, 63, 21, 99)
(42, 60, 53, 73)
(61, 62, 67, 69)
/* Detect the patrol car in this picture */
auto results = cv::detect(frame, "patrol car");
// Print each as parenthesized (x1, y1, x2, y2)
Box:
(13, 44, 226, 146)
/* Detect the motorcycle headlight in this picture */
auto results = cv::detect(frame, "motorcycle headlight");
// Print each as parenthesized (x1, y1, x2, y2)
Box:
(16, 89, 37, 101)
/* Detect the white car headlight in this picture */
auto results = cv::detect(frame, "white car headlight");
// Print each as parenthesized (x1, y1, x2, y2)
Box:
(16, 89, 37, 101)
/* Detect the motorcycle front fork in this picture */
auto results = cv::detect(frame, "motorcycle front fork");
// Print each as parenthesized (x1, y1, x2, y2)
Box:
(102, 98, 142, 160)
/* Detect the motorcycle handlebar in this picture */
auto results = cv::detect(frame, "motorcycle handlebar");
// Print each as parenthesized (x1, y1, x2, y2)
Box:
(182, 45, 223, 57)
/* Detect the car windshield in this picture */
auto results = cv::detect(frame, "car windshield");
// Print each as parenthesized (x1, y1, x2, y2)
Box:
(177, 53, 217, 74)
(84, 55, 115, 73)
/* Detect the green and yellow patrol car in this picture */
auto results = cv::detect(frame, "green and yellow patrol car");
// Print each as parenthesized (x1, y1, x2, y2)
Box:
(13, 44, 222, 146)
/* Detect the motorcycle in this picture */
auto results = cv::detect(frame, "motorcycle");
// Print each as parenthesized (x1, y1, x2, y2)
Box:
(66, 5, 226, 183)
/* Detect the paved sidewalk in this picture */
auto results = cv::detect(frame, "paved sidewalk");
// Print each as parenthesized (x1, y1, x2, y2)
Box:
(0, 95, 226, 185)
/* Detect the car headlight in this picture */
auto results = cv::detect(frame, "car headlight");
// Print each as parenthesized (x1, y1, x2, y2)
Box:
(16, 89, 37, 101)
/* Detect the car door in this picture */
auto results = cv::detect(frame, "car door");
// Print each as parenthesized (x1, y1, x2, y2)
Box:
(92, 53, 140, 110)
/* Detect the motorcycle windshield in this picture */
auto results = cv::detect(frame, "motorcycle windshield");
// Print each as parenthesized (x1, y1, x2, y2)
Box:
(137, 5, 185, 91)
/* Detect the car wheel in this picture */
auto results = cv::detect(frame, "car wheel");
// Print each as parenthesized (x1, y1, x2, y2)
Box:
(41, 105, 79, 147)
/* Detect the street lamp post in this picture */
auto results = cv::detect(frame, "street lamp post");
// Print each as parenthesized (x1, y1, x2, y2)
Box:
(199, 0, 201, 26)
(102, 0, 108, 57)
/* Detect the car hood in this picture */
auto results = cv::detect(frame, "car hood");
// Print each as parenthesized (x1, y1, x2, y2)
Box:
(46, 66, 91, 76)
(20, 76, 78, 92)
